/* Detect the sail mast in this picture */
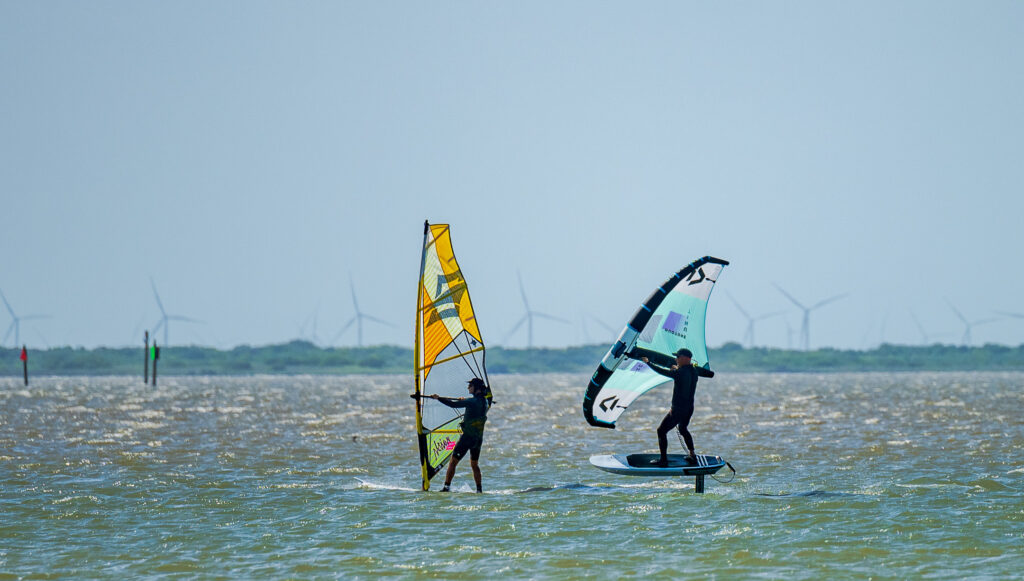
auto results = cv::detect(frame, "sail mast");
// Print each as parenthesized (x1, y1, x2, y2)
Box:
(415, 220, 430, 490)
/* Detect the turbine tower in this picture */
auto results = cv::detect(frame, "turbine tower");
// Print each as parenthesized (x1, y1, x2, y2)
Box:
(0, 289, 50, 348)
(150, 278, 202, 346)
(332, 279, 394, 347)
(774, 284, 847, 351)
(946, 300, 999, 346)
(504, 271, 569, 348)
(724, 290, 784, 347)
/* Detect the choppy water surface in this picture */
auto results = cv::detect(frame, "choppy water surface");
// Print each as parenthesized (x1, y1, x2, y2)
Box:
(1, 372, 1022, 579)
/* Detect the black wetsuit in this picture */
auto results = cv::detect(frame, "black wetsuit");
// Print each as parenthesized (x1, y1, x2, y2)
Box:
(437, 393, 489, 461)
(647, 362, 714, 456)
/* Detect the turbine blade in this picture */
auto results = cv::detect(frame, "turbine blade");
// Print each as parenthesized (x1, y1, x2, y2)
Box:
(533, 312, 570, 324)
(811, 293, 848, 310)
(773, 284, 806, 310)
(331, 317, 358, 343)
(753, 310, 786, 321)
(517, 271, 530, 310)
(20, 314, 51, 321)
(909, 310, 928, 339)
(350, 278, 360, 313)
(590, 316, 617, 334)
(504, 315, 528, 343)
(131, 320, 143, 343)
(0, 289, 15, 318)
(150, 278, 167, 316)
(168, 315, 204, 324)
(32, 328, 50, 349)
(723, 290, 751, 320)
(996, 310, 1024, 319)
(362, 314, 396, 328)
(3, 322, 14, 345)
(945, 299, 969, 324)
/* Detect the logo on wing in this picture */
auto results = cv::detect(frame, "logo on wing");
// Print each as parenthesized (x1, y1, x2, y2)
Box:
(661, 311, 690, 339)
(685, 266, 717, 286)
(599, 395, 626, 413)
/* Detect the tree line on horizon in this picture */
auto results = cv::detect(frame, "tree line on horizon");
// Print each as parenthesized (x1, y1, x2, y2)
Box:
(2, 341, 1024, 377)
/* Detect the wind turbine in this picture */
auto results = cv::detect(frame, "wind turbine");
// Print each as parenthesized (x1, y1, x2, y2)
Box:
(946, 300, 999, 346)
(150, 278, 202, 346)
(774, 284, 848, 351)
(723, 290, 784, 347)
(504, 271, 569, 348)
(298, 303, 322, 344)
(332, 279, 394, 347)
(0, 288, 50, 348)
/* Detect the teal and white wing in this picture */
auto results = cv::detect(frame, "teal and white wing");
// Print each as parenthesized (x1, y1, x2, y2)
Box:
(583, 257, 728, 428)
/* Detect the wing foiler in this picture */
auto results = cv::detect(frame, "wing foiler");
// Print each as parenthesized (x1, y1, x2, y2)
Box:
(413, 221, 491, 491)
(583, 256, 729, 429)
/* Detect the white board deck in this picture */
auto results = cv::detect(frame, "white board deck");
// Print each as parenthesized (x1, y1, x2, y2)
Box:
(590, 453, 726, 477)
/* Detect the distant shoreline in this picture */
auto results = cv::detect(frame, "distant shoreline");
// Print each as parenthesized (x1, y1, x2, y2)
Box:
(3, 341, 1024, 377)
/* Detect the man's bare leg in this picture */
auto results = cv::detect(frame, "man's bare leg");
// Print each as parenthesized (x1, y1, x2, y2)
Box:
(441, 456, 460, 492)
(470, 459, 482, 493)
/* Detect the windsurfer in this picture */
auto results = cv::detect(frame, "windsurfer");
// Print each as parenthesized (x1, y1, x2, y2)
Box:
(636, 348, 714, 467)
(426, 377, 490, 492)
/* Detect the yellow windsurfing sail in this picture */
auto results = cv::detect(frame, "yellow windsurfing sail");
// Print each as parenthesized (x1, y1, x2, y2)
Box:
(413, 221, 490, 490)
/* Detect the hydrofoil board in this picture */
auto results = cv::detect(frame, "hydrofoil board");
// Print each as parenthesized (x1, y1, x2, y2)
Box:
(590, 453, 726, 477)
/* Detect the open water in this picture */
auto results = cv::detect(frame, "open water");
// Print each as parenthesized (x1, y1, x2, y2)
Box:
(1, 372, 1022, 579)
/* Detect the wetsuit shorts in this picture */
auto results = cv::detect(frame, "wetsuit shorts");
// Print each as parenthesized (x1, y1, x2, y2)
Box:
(451, 432, 483, 462)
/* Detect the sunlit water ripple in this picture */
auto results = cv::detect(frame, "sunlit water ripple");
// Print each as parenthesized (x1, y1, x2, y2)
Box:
(1, 372, 1022, 579)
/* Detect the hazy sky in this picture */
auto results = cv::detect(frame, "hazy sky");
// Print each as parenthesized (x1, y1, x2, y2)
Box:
(2, 2, 1022, 350)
